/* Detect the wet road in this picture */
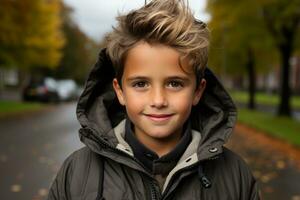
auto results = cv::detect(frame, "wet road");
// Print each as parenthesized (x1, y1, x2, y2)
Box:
(0, 102, 83, 200)
(1, 102, 300, 199)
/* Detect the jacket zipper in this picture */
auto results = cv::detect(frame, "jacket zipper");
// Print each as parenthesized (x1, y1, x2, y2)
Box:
(161, 164, 198, 199)
(162, 154, 221, 200)
(81, 127, 161, 200)
(149, 178, 159, 200)
(82, 127, 220, 200)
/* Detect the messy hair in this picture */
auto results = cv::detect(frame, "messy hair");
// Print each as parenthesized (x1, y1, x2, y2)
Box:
(106, 0, 209, 83)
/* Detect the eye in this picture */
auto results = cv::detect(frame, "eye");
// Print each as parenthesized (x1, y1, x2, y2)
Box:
(132, 81, 149, 88)
(167, 80, 184, 88)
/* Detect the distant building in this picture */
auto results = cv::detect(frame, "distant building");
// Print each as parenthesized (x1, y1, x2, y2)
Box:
(0, 68, 19, 87)
(256, 57, 300, 94)
(0, 68, 20, 101)
(222, 56, 300, 95)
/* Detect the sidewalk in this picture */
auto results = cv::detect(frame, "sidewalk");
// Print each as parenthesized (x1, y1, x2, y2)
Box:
(228, 123, 300, 200)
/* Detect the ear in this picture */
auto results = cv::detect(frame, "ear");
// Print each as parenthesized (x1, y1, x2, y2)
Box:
(112, 78, 126, 106)
(192, 79, 206, 106)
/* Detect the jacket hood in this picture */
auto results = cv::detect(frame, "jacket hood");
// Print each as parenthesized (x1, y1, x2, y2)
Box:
(76, 48, 237, 159)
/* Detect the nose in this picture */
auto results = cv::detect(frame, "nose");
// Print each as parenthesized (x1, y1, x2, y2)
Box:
(150, 86, 168, 108)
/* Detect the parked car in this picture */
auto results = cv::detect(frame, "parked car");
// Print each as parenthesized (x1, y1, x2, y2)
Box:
(22, 77, 59, 103)
(56, 79, 78, 101)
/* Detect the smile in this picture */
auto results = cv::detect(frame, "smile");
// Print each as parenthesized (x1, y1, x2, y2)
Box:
(144, 113, 174, 122)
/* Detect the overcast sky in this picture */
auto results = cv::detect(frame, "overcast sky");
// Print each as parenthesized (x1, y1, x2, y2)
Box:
(63, 0, 209, 41)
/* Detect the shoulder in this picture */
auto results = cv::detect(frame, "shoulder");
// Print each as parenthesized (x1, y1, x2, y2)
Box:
(48, 147, 103, 199)
(52, 146, 103, 187)
(59, 147, 93, 169)
(203, 147, 255, 187)
(203, 147, 260, 199)
(213, 147, 254, 179)
(222, 147, 250, 166)
(61, 147, 103, 177)
(68, 146, 94, 162)
(52, 147, 95, 184)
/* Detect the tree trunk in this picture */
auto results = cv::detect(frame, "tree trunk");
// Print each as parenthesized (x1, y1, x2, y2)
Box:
(247, 48, 256, 110)
(277, 44, 291, 116)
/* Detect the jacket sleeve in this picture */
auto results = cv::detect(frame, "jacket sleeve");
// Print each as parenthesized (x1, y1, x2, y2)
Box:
(237, 154, 261, 200)
(47, 152, 75, 200)
(249, 175, 261, 200)
(220, 148, 261, 200)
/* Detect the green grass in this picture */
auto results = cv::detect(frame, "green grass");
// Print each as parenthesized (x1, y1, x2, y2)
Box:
(238, 108, 300, 147)
(0, 100, 43, 118)
(230, 90, 300, 109)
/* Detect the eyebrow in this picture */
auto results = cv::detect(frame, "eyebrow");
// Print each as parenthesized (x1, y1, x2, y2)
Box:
(126, 75, 191, 82)
(126, 76, 150, 81)
(166, 76, 190, 81)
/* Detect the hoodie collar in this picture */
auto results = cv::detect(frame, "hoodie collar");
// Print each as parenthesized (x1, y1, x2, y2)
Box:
(76, 48, 237, 157)
(125, 118, 192, 174)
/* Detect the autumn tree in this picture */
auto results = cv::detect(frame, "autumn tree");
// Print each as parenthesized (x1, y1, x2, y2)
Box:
(51, 5, 100, 84)
(261, 0, 300, 116)
(0, 0, 65, 70)
(207, 0, 275, 110)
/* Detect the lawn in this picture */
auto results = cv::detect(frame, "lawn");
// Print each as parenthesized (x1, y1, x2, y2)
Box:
(238, 108, 300, 147)
(230, 90, 300, 109)
(0, 100, 43, 118)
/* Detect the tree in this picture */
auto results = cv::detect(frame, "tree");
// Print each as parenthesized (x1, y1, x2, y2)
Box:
(261, 0, 300, 116)
(207, 0, 275, 110)
(51, 5, 100, 84)
(0, 0, 65, 70)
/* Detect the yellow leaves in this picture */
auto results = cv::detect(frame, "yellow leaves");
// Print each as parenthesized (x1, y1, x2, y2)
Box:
(0, 0, 65, 69)
(207, 0, 279, 74)
(23, 0, 65, 68)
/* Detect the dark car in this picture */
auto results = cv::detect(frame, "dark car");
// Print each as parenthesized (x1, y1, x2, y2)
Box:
(22, 77, 59, 103)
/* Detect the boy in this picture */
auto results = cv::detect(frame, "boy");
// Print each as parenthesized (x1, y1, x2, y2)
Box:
(48, 0, 260, 199)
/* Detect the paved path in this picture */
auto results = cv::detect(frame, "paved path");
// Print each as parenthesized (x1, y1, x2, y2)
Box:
(227, 124, 300, 200)
(0, 102, 83, 200)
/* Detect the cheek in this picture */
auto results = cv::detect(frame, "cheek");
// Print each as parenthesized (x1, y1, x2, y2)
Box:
(170, 93, 194, 113)
(123, 93, 145, 112)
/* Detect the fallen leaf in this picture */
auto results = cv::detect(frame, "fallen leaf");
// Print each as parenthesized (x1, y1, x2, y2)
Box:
(11, 184, 22, 192)
(292, 195, 300, 200)
(276, 160, 286, 169)
(260, 172, 277, 183)
(38, 188, 48, 196)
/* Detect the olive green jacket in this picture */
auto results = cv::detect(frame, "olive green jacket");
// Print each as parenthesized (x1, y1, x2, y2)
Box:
(47, 49, 260, 200)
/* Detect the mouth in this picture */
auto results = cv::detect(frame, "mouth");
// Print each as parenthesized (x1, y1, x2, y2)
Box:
(144, 113, 174, 122)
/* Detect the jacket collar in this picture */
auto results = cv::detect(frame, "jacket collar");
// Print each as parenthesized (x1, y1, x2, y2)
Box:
(76, 48, 237, 160)
(125, 118, 192, 174)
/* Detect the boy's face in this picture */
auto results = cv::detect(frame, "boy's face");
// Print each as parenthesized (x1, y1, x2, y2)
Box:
(113, 42, 206, 144)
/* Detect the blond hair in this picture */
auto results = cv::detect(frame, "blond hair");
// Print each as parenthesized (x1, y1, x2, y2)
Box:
(106, 0, 209, 82)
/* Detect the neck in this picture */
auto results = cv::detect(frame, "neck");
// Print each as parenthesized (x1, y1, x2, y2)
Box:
(135, 129, 182, 157)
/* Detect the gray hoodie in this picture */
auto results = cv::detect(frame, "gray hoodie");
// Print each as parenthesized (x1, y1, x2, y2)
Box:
(47, 49, 260, 200)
